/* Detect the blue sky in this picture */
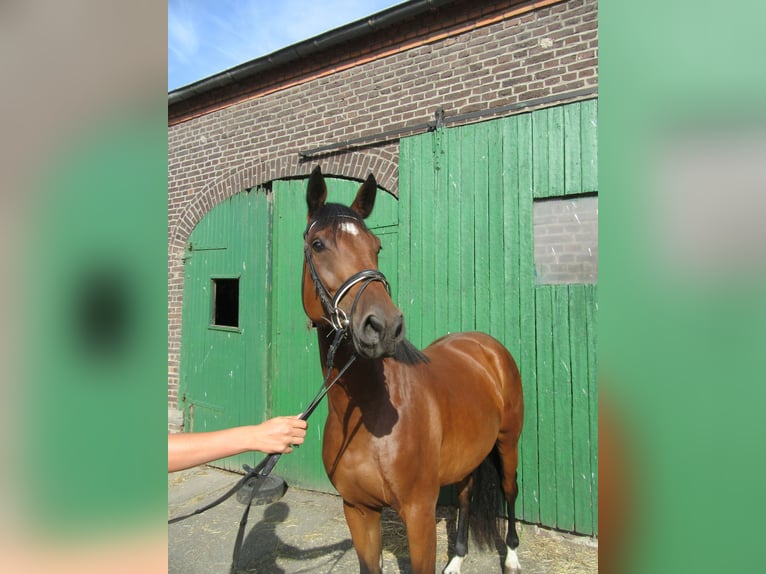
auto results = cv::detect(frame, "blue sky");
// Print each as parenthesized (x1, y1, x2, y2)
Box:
(169, 0, 406, 91)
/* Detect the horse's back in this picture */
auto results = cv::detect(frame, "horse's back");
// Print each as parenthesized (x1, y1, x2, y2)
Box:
(400, 331, 522, 483)
(426, 330, 510, 354)
(424, 331, 520, 391)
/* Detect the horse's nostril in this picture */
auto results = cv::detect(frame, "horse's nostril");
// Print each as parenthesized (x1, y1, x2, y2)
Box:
(364, 314, 384, 336)
(393, 316, 404, 340)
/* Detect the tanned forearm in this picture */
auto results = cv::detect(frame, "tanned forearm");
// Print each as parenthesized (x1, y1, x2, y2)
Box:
(168, 416, 307, 472)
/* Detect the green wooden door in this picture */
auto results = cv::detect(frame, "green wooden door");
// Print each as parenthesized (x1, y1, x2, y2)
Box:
(179, 188, 272, 472)
(270, 177, 399, 492)
(180, 179, 397, 488)
(398, 99, 598, 535)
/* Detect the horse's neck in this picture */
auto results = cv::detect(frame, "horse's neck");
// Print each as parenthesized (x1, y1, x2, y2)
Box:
(315, 327, 386, 404)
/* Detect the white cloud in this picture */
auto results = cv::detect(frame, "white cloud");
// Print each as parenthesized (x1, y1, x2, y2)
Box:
(169, 0, 405, 90)
(168, 2, 199, 64)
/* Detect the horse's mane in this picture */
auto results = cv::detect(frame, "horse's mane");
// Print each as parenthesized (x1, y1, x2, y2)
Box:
(393, 338, 430, 365)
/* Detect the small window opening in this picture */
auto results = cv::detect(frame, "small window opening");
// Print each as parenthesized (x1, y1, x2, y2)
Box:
(533, 194, 598, 285)
(212, 278, 239, 327)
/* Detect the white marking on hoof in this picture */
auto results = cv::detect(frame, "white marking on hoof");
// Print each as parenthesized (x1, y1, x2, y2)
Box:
(504, 546, 521, 573)
(443, 554, 464, 574)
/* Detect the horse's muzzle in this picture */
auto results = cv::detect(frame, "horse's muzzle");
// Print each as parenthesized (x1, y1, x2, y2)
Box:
(352, 307, 405, 359)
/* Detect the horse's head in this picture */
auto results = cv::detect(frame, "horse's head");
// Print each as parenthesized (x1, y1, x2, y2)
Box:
(302, 166, 405, 359)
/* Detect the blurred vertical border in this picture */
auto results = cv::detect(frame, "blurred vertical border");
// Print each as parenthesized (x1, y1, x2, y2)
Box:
(0, 1, 167, 572)
(600, 1, 766, 573)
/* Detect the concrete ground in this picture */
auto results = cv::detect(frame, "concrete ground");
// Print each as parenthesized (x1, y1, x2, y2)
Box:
(169, 466, 597, 574)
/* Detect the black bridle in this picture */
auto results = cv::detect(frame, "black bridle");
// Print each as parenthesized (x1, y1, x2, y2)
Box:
(169, 217, 392, 574)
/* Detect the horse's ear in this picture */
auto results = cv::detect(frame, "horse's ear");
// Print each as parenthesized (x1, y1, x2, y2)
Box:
(350, 173, 377, 219)
(307, 165, 327, 218)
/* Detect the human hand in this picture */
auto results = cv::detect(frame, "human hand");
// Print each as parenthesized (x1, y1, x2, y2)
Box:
(249, 416, 308, 454)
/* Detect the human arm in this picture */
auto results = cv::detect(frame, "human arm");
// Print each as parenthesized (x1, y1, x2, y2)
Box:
(168, 416, 307, 472)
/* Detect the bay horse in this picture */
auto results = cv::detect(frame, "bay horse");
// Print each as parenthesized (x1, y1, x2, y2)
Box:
(301, 166, 524, 574)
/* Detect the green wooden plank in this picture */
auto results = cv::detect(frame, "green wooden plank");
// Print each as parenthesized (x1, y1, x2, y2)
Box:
(516, 112, 540, 524)
(420, 134, 437, 347)
(409, 135, 425, 347)
(430, 128, 461, 508)
(473, 125, 491, 334)
(532, 108, 549, 199)
(547, 106, 565, 198)
(499, 116, 524, 517)
(552, 285, 575, 531)
(487, 120, 505, 344)
(500, 116, 521, 357)
(377, 229, 399, 303)
(398, 137, 413, 337)
(535, 287, 556, 527)
(179, 247, 200, 433)
(236, 189, 272, 471)
(459, 126, 476, 330)
(581, 99, 598, 193)
(586, 284, 599, 534)
(569, 284, 594, 535)
(564, 103, 583, 196)
(499, 132, 516, 398)
(446, 127, 462, 333)
(368, 182, 399, 229)
(433, 129, 450, 343)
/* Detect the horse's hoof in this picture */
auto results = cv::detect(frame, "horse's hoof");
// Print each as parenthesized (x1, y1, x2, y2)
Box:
(503, 547, 521, 574)
(443, 554, 464, 574)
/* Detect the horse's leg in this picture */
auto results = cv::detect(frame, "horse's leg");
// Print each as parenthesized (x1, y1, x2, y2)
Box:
(443, 475, 473, 574)
(343, 501, 383, 574)
(400, 500, 438, 574)
(496, 441, 522, 574)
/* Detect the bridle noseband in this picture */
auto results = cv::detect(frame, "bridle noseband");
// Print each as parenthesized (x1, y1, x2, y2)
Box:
(304, 217, 391, 332)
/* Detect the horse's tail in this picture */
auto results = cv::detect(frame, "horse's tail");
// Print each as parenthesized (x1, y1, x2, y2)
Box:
(469, 445, 504, 549)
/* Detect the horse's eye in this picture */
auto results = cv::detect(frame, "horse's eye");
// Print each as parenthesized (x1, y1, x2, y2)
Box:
(311, 239, 325, 252)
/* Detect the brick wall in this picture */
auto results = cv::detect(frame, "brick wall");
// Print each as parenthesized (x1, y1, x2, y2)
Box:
(168, 0, 598, 410)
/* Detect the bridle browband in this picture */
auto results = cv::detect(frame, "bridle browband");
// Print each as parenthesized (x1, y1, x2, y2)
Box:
(303, 216, 391, 333)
